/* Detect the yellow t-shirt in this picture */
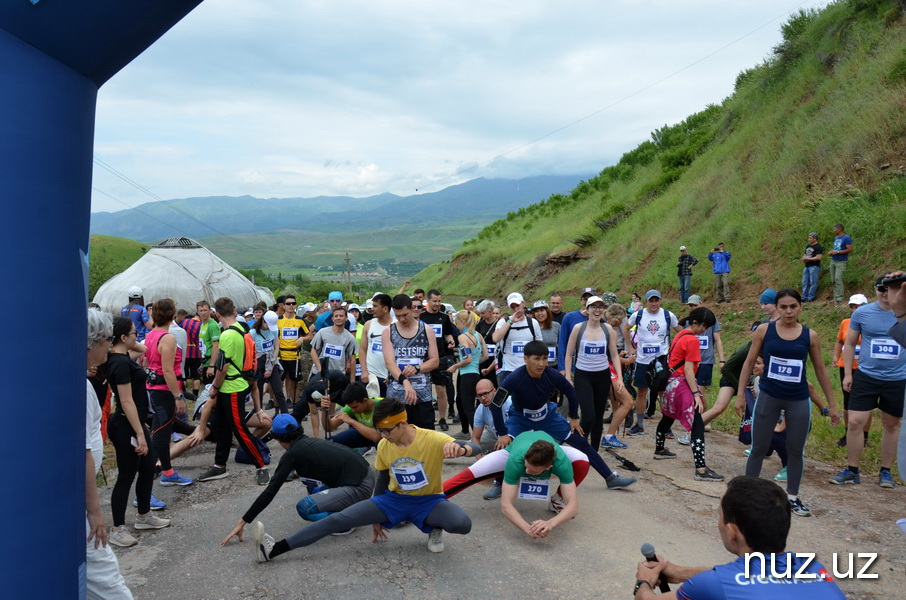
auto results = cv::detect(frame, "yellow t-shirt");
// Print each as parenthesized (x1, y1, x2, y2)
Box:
(375, 426, 454, 496)
(278, 316, 309, 361)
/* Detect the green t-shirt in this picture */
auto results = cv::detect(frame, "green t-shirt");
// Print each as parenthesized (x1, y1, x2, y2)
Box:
(218, 326, 248, 394)
(200, 319, 221, 366)
(503, 431, 573, 485)
(340, 397, 382, 427)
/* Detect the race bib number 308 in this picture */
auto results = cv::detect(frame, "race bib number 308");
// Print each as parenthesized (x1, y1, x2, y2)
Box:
(870, 338, 901, 360)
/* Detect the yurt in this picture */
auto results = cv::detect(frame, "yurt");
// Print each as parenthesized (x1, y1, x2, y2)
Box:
(92, 237, 274, 314)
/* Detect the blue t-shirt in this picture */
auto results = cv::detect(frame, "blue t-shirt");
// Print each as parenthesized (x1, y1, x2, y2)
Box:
(677, 554, 846, 600)
(832, 234, 852, 261)
(502, 366, 578, 419)
(557, 310, 588, 370)
(849, 302, 906, 380)
(314, 311, 357, 333)
(121, 303, 150, 340)
(473, 399, 512, 437)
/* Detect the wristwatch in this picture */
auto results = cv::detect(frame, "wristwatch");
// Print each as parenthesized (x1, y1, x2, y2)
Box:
(414, 365, 421, 374)
(633, 580, 652, 596)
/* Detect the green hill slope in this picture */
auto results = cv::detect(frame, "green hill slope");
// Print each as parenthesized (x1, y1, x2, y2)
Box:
(88, 235, 151, 298)
(417, 0, 906, 303)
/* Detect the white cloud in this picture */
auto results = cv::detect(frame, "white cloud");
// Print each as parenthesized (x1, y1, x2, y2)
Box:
(91, 0, 829, 211)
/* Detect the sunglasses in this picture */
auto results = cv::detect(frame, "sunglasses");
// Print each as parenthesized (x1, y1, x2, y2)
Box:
(284, 302, 296, 306)
(875, 285, 888, 293)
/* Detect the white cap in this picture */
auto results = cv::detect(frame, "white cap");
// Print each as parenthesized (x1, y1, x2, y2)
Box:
(585, 295, 606, 307)
(506, 292, 524, 307)
(263, 310, 279, 331)
(127, 285, 143, 298)
(347, 303, 360, 311)
(679, 245, 686, 251)
(302, 303, 317, 313)
(848, 294, 869, 306)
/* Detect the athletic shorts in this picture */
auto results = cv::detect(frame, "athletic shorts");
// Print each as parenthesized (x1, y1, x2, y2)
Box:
(370, 491, 447, 534)
(184, 357, 202, 379)
(279, 358, 303, 382)
(695, 363, 714, 388)
(505, 404, 570, 441)
(848, 370, 905, 418)
(633, 361, 652, 390)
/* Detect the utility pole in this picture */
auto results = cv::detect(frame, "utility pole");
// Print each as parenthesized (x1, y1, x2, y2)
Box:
(345, 251, 353, 295)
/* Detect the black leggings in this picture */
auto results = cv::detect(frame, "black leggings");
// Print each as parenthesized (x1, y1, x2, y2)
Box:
(657, 411, 706, 469)
(257, 361, 287, 413)
(456, 372, 479, 434)
(149, 390, 176, 471)
(574, 368, 612, 449)
(108, 414, 155, 525)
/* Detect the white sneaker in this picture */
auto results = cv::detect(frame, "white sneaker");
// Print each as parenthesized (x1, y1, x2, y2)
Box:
(677, 433, 691, 446)
(548, 493, 566, 514)
(108, 525, 138, 547)
(134, 514, 171, 530)
(330, 527, 357, 536)
(254, 521, 275, 562)
(427, 528, 444, 553)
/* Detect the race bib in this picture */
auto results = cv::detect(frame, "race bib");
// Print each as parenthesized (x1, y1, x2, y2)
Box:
(511, 342, 526, 356)
(766, 356, 804, 383)
(696, 335, 709, 350)
(870, 338, 901, 360)
(430, 323, 443, 338)
(282, 327, 299, 340)
(641, 343, 660, 356)
(855, 344, 861, 357)
(391, 464, 428, 491)
(487, 343, 496, 357)
(324, 344, 343, 360)
(547, 346, 557, 361)
(582, 340, 605, 355)
(261, 339, 275, 352)
(371, 339, 383, 353)
(355, 363, 362, 377)
(518, 477, 551, 501)
(397, 357, 423, 371)
(523, 403, 549, 422)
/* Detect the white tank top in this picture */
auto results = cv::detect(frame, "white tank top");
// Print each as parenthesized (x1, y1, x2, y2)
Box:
(575, 325, 610, 372)
(365, 320, 392, 378)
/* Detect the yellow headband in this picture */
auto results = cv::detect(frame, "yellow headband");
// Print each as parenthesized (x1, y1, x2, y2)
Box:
(375, 411, 407, 429)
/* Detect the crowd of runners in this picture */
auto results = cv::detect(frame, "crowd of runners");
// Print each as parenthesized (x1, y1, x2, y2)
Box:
(82, 262, 906, 599)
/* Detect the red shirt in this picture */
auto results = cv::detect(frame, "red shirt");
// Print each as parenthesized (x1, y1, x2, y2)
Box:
(668, 330, 701, 373)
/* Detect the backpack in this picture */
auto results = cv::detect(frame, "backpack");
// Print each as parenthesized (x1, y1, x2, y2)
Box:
(224, 324, 258, 380)
(631, 308, 674, 350)
(571, 319, 609, 367)
(497, 316, 540, 368)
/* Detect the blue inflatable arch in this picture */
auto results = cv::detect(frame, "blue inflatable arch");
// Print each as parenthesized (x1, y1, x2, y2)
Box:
(0, 2, 202, 596)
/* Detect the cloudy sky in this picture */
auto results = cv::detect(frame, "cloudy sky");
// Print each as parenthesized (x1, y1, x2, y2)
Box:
(91, 0, 828, 213)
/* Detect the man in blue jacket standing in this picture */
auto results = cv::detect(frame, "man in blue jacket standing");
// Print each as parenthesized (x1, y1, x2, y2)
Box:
(708, 243, 732, 303)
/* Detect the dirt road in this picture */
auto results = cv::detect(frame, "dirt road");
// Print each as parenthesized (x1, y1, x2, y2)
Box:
(108, 421, 904, 599)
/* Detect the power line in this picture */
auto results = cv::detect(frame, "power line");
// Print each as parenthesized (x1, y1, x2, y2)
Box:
(415, 0, 817, 192)
(91, 187, 197, 238)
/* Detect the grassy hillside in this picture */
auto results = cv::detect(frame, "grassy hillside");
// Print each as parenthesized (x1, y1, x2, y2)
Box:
(88, 235, 151, 298)
(419, 1, 906, 303)
(416, 0, 906, 476)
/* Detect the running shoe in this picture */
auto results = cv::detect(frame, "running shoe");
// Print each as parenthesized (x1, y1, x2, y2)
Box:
(330, 527, 357, 536)
(159, 471, 193, 486)
(483, 482, 502, 500)
(835, 434, 847, 447)
(134, 514, 171, 530)
(253, 521, 275, 563)
(829, 468, 860, 485)
(627, 425, 645, 436)
(257, 468, 270, 486)
(548, 493, 566, 513)
(133, 494, 167, 511)
(197, 466, 228, 482)
(789, 497, 812, 517)
(437, 419, 449, 432)
(171, 433, 184, 443)
(677, 434, 691, 446)
(653, 448, 677, 460)
(108, 525, 138, 547)
(665, 430, 675, 440)
(605, 473, 637, 489)
(601, 435, 628, 449)
(694, 467, 724, 482)
(427, 528, 444, 553)
(743, 447, 751, 456)
(774, 467, 788, 482)
(879, 470, 896, 489)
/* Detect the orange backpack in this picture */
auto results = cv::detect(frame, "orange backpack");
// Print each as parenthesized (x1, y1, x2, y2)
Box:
(224, 324, 258, 380)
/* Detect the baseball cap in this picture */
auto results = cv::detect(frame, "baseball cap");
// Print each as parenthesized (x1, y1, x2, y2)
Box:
(759, 289, 778, 304)
(601, 291, 618, 306)
(687, 294, 703, 305)
(347, 303, 360, 311)
(506, 292, 524, 306)
(581, 287, 596, 297)
(679, 246, 686, 251)
(127, 285, 143, 298)
(328, 291, 343, 302)
(532, 300, 549, 310)
(365, 299, 374, 310)
(302, 302, 317, 313)
(263, 310, 279, 331)
(848, 294, 869, 306)
(585, 296, 606, 307)
(645, 289, 662, 301)
(271, 414, 299, 435)
(244, 308, 254, 317)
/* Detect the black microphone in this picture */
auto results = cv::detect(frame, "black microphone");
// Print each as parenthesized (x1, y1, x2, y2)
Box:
(640, 543, 671, 592)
